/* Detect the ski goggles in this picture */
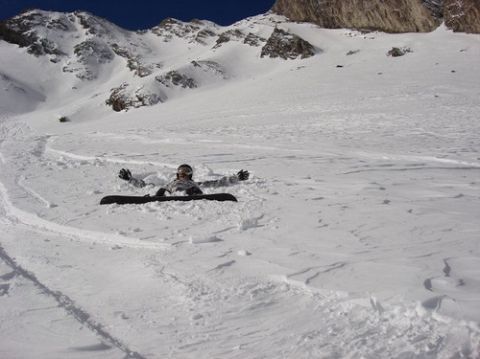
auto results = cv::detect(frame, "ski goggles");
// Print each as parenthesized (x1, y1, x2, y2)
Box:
(177, 166, 193, 177)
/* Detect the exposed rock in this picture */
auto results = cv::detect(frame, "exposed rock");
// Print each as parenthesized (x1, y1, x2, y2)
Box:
(1, 10, 75, 35)
(444, 0, 480, 33)
(74, 40, 114, 64)
(151, 18, 217, 44)
(213, 29, 245, 49)
(29, 38, 64, 56)
(271, 0, 440, 32)
(261, 28, 315, 60)
(111, 44, 153, 77)
(0, 20, 33, 48)
(422, 0, 444, 19)
(271, 0, 480, 33)
(106, 83, 162, 111)
(155, 71, 197, 89)
(60, 40, 115, 80)
(346, 49, 360, 56)
(106, 83, 129, 111)
(387, 47, 412, 57)
(244, 33, 267, 47)
(127, 59, 154, 78)
(0, 11, 70, 56)
(195, 29, 217, 45)
(213, 30, 267, 49)
(191, 60, 226, 78)
(110, 43, 130, 58)
(62, 65, 94, 81)
(75, 11, 118, 37)
(153, 18, 200, 37)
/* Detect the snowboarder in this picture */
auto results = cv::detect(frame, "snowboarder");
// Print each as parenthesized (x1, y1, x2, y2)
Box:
(118, 164, 249, 196)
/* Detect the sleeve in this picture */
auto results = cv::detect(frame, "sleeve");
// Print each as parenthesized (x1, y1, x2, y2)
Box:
(198, 175, 239, 188)
(164, 180, 176, 193)
(128, 177, 147, 188)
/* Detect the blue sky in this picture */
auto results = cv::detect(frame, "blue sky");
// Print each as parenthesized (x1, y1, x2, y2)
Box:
(0, 0, 276, 29)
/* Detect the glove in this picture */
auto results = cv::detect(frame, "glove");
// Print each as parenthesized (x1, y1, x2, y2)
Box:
(237, 170, 249, 181)
(186, 186, 203, 195)
(155, 188, 166, 197)
(118, 168, 132, 181)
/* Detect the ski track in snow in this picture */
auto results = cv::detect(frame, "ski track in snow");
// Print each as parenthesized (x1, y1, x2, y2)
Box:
(17, 175, 55, 209)
(0, 129, 170, 251)
(0, 242, 146, 359)
(2, 123, 480, 358)
(0, 179, 169, 251)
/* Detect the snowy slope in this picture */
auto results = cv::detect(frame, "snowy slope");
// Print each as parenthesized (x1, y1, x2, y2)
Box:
(1, 11, 480, 359)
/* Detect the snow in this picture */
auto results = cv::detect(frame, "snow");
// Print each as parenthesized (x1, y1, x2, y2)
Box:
(1, 12, 480, 358)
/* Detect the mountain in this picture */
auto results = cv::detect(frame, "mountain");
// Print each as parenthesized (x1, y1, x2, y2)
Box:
(0, 10, 317, 116)
(271, 0, 480, 33)
(1, 6, 479, 118)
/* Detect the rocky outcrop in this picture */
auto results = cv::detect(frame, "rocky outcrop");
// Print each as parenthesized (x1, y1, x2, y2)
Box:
(74, 40, 115, 64)
(0, 11, 70, 56)
(423, 0, 444, 19)
(213, 29, 266, 49)
(261, 28, 315, 60)
(106, 83, 163, 111)
(444, 0, 480, 33)
(151, 18, 218, 44)
(111, 44, 158, 77)
(61, 39, 115, 80)
(155, 71, 197, 89)
(244, 33, 266, 47)
(191, 60, 226, 78)
(213, 29, 248, 49)
(75, 11, 123, 37)
(387, 47, 412, 57)
(271, 0, 480, 33)
(195, 28, 217, 45)
(271, 0, 440, 33)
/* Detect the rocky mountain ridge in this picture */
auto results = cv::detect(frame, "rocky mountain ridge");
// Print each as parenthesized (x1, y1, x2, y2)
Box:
(0, 10, 318, 112)
(1, 6, 479, 117)
(271, 0, 480, 33)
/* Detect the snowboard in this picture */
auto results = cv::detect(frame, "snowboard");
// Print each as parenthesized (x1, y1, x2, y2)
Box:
(100, 193, 237, 205)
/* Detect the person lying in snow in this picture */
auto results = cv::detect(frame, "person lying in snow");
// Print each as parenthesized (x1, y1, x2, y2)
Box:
(118, 164, 249, 196)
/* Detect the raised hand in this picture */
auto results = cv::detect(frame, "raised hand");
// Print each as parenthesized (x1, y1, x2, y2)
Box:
(237, 170, 249, 181)
(118, 168, 132, 181)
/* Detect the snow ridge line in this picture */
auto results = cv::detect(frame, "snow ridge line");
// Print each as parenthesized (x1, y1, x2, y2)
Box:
(0, 243, 146, 359)
(0, 180, 169, 251)
(343, 165, 480, 175)
(45, 144, 173, 168)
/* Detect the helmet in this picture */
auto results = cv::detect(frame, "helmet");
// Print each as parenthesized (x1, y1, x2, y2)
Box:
(176, 164, 193, 180)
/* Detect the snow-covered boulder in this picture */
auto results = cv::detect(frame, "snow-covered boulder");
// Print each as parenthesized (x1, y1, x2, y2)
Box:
(155, 71, 197, 89)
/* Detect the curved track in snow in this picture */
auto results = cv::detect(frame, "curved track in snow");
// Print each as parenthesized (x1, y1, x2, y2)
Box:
(1, 118, 479, 358)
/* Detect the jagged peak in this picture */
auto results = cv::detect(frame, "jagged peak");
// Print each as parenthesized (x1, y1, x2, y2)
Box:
(151, 17, 220, 44)
(72, 11, 130, 36)
(155, 17, 218, 28)
(3, 9, 75, 31)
